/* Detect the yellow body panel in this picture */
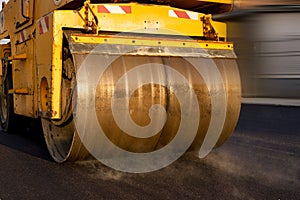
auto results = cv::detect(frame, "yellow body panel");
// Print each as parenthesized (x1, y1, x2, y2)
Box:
(49, 3, 228, 119)
(70, 34, 233, 50)
(13, 36, 37, 117)
(35, 0, 75, 19)
(75, 3, 227, 38)
(95, 3, 204, 36)
(0, 1, 231, 120)
(198, 0, 232, 4)
(51, 13, 64, 119)
(35, 12, 54, 118)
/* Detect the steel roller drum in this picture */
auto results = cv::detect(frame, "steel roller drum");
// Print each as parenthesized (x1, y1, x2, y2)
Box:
(41, 37, 241, 172)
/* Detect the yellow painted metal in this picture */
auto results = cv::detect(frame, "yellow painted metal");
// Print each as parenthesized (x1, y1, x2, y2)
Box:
(51, 12, 64, 119)
(0, 0, 34, 34)
(13, 87, 31, 95)
(8, 89, 14, 95)
(170, 0, 233, 14)
(0, 0, 38, 118)
(75, 3, 227, 38)
(35, 0, 80, 19)
(0, 0, 232, 39)
(198, 0, 232, 4)
(49, 3, 228, 119)
(15, 0, 34, 33)
(50, 9, 92, 119)
(71, 34, 234, 50)
(13, 38, 37, 117)
(96, 3, 204, 36)
(0, 1, 230, 120)
(8, 53, 27, 60)
(211, 20, 227, 39)
(50, 9, 88, 119)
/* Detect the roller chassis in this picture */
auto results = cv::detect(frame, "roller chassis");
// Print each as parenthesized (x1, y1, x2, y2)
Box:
(0, 0, 240, 172)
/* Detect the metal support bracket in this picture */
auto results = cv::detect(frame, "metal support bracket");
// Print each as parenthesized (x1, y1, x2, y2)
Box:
(8, 53, 27, 60)
(201, 14, 219, 41)
(75, 0, 99, 33)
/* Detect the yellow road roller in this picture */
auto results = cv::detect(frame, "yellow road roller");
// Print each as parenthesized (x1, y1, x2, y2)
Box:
(0, 0, 240, 172)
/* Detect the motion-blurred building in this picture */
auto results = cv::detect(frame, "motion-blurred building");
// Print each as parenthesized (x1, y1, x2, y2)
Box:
(216, 1, 300, 103)
(234, 0, 300, 8)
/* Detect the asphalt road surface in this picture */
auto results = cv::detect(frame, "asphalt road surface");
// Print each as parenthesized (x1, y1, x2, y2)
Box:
(0, 104, 299, 200)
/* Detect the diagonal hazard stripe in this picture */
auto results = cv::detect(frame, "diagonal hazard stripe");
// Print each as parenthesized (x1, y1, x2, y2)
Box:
(20, 30, 26, 42)
(174, 10, 190, 19)
(169, 10, 199, 20)
(37, 15, 50, 35)
(120, 6, 131, 14)
(98, 5, 110, 13)
(38, 20, 44, 35)
(98, 5, 131, 14)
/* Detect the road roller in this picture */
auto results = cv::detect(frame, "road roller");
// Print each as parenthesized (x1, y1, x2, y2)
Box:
(0, 0, 240, 171)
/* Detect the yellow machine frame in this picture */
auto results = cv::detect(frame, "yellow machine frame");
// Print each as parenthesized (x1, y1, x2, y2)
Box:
(1, 0, 233, 120)
(45, 2, 233, 119)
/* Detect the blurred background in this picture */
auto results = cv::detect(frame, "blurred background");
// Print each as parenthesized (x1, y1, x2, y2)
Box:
(219, 0, 300, 104)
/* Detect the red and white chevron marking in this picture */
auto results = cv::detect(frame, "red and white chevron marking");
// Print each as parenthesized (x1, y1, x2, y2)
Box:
(37, 15, 50, 35)
(19, 30, 26, 43)
(98, 5, 131, 14)
(169, 10, 198, 20)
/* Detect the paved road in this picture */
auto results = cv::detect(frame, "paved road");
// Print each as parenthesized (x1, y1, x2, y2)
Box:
(0, 104, 299, 200)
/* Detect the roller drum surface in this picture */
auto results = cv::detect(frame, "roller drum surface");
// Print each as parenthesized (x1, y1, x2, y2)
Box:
(41, 45, 241, 165)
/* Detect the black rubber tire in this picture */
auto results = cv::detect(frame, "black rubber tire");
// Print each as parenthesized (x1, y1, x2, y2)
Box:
(0, 65, 15, 132)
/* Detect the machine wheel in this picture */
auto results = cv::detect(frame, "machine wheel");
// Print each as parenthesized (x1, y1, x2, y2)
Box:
(41, 46, 90, 162)
(41, 118, 90, 162)
(0, 62, 15, 132)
